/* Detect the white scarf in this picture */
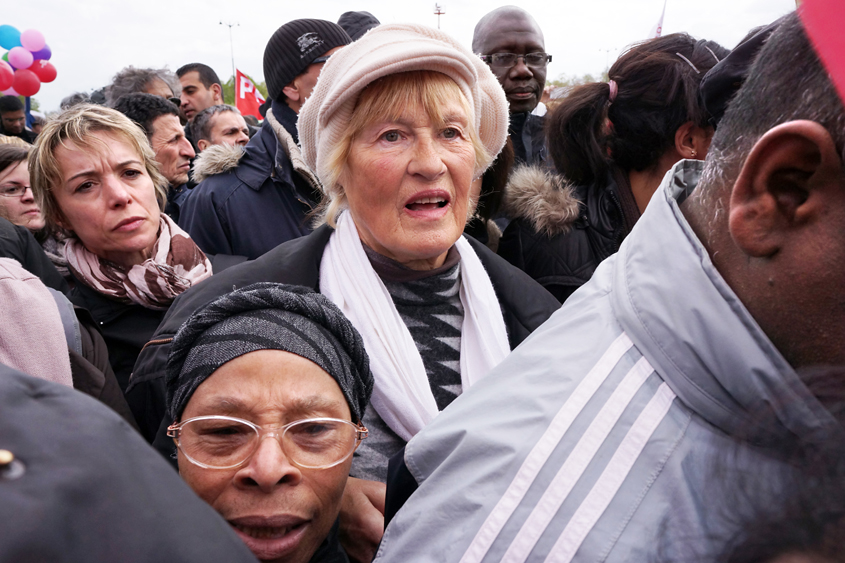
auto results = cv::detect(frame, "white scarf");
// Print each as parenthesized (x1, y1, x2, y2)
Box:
(320, 212, 510, 441)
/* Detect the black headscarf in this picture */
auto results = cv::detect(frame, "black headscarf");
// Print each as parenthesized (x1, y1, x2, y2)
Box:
(165, 283, 373, 422)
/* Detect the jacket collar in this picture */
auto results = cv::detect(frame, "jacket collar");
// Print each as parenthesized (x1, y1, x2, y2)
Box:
(611, 159, 837, 447)
(273, 102, 299, 144)
(232, 118, 281, 191)
(72, 280, 141, 323)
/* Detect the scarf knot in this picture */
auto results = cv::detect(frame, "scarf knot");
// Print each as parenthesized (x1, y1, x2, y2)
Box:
(65, 215, 213, 310)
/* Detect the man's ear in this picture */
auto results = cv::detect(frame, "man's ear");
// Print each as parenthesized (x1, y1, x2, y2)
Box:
(197, 139, 210, 152)
(211, 83, 223, 103)
(728, 120, 843, 258)
(282, 82, 300, 103)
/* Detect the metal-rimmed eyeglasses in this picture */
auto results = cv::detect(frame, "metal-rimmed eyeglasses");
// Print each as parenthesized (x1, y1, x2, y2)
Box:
(0, 184, 33, 198)
(167, 416, 368, 470)
(480, 52, 552, 69)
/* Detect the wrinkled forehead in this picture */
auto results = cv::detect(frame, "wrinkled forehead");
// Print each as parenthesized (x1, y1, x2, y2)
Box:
(54, 129, 139, 173)
(350, 71, 474, 135)
(211, 111, 247, 130)
(151, 114, 183, 138)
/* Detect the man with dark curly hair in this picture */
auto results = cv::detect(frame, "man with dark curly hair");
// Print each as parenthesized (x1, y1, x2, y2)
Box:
(113, 93, 195, 223)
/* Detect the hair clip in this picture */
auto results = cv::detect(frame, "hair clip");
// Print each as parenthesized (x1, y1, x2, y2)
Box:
(675, 53, 700, 74)
(703, 46, 721, 64)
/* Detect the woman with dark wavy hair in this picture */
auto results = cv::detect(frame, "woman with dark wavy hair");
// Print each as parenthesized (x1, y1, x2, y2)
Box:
(499, 33, 729, 303)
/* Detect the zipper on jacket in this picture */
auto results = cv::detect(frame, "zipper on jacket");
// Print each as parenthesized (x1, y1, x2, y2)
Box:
(139, 336, 174, 354)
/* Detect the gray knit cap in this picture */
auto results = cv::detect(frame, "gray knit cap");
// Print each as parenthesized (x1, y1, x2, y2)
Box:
(337, 11, 380, 41)
(264, 19, 351, 101)
(165, 283, 373, 422)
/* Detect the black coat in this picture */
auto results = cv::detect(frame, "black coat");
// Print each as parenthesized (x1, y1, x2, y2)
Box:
(179, 102, 319, 260)
(0, 364, 259, 563)
(128, 224, 561, 443)
(68, 253, 247, 425)
(498, 166, 633, 303)
(0, 217, 68, 294)
(510, 111, 548, 167)
(69, 281, 166, 395)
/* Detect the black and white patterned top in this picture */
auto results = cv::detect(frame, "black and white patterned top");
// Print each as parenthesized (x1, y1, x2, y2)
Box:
(351, 245, 464, 482)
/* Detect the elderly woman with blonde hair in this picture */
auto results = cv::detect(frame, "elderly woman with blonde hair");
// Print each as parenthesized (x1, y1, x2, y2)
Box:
(132, 23, 559, 561)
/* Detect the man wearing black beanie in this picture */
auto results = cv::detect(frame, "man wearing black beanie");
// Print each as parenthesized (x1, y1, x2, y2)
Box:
(179, 20, 351, 260)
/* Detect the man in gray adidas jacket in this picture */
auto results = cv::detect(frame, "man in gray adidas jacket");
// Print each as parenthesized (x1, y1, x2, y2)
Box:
(376, 13, 845, 562)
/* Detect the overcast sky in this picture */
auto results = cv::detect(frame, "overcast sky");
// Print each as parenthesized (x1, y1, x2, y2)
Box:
(12, 0, 796, 112)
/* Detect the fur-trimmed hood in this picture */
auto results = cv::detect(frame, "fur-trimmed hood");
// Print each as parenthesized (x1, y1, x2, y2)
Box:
(189, 107, 321, 194)
(502, 165, 581, 237)
(191, 144, 246, 184)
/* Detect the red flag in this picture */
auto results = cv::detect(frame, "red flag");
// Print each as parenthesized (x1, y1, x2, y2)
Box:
(800, 0, 845, 104)
(236, 69, 266, 120)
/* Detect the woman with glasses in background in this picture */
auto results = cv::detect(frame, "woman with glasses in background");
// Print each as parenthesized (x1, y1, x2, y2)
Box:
(165, 283, 373, 563)
(0, 144, 71, 282)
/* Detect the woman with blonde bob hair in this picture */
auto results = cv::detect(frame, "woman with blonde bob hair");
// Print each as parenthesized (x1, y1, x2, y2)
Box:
(29, 104, 217, 396)
(132, 24, 559, 560)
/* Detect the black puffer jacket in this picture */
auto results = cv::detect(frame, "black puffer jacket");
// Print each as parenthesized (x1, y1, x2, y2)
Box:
(498, 165, 635, 303)
(128, 224, 561, 443)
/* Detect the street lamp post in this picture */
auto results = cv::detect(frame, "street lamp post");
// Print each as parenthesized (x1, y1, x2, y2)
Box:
(220, 21, 239, 88)
(434, 4, 445, 29)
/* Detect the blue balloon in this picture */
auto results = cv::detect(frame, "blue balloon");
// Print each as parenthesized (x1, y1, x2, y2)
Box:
(0, 25, 21, 51)
(30, 44, 51, 61)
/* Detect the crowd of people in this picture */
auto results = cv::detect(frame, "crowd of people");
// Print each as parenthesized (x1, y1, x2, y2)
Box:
(1, 5, 844, 563)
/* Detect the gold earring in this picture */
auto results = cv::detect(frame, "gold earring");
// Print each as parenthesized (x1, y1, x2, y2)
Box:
(690, 149, 697, 159)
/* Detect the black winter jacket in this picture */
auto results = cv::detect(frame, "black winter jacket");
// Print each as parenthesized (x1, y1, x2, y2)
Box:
(179, 102, 321, 259)
(128, 224, 561, 442)
(498, 165, 635, 303)
(69, 253, 247, 424)
(509, 111, 548, 167)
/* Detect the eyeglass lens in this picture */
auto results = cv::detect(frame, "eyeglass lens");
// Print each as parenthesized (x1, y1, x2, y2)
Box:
(0, 185, 30, 197)
(178, 417, 359, 469)
(488, 53, 550, 68)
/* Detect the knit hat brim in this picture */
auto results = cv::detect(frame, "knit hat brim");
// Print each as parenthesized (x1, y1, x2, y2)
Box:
(298, 23, 509, 193)
(165, 283, 373, 423)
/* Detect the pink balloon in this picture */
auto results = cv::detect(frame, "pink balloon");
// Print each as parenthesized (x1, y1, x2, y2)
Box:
(8, 47, 33, 70)
(2, 87, 19, 96)
(20, 29, 46, 52)
(0, 61, 12, 91)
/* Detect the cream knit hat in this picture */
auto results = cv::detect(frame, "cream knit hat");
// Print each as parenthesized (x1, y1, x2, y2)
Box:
(298, 23, 509, 194)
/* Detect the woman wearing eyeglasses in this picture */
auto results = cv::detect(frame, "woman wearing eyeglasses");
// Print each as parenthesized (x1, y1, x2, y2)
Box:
(498, 33, 729, 303)
(0, 146, 44, 231)
(0, 144, 72, 281)
(165, 283, 373, 563)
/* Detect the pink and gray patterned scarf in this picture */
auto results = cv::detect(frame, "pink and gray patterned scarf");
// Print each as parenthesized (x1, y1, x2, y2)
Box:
(65, 215, 213, 310)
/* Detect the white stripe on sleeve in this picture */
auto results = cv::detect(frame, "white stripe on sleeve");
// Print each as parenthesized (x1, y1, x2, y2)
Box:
(544, 382, 677, 563)
(501, 357, 655, 563)
(459, 333, 635, 563)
